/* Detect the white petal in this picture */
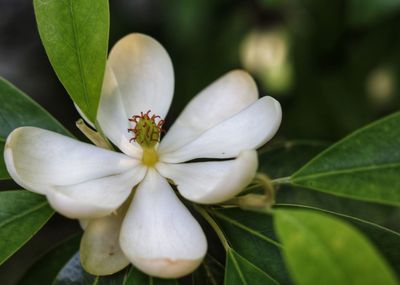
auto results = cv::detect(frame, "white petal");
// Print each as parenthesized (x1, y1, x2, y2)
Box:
(4, 127, 146, 218)
(157, 150, 257, 204)
(46, 166, 146, 219)
(108, 33, 174, 118)
(97, 65, 142, 158)
(80, 210, 130, 275)
(4, 127, 137, 192)
(160, 96, 281, 163)
(119, 169, 207, 278)
(159, 70, 258, 153)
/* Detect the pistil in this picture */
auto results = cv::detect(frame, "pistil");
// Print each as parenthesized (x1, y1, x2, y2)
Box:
(128, 110, 165, 166)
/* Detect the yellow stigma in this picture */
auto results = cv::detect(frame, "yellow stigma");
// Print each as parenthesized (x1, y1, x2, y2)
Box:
(142, 147, 159, 167)
(128, 110, 165, 166)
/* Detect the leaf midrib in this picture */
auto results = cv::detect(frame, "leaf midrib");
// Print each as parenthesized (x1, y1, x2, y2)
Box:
(292, 162, 400, 182)
(0, 201, 50, 228)
(229, 251, 248, 285)
(68, 0, 90, 109)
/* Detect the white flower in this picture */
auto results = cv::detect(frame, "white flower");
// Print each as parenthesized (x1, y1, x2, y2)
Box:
(3, 34, 282, 278)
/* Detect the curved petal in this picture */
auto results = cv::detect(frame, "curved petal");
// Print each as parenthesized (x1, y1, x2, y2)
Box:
(80, 208, 130, 275)
(97, 65, 142, 158)
(97, 34, 174, 156)
(4, 127, 146, 218)
(119, 169, 207, 278)
(157, 150, 257, 204)
(46, 166, 146, 219)
(159, 96, 281, 163)
(159, 70, 258, 153)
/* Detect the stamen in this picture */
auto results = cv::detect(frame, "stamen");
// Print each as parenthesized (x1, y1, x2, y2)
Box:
(128, 110, 165, 148)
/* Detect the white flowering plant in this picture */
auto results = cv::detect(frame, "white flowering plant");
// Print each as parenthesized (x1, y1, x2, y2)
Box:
(0, 1, 399, 285)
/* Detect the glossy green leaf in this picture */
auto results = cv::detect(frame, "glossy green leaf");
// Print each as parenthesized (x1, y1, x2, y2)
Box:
(33, 0, 109, 122)
(212, 208, 291, 284)
(349, 0, 400, 27)
(0, 77, 70, 180)
(277, 185, 398, 231)
(261, 140, 397, 228)
(225, 249, 279, 285)
(0, 190, 54, 266)
(289, 112, 400, 206)
(53, 253, 179, 285)
(275, 209, 398, 285)
(19, 234, 80, 285)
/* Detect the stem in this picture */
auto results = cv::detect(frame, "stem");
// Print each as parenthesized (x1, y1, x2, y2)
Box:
(76, 119, 113, 150)
(194, 205, 230, 251)
(255, 173, 275, 203)
(221, 173, 276, 211)
(94, 120, 115, 150)
(271, 176, 291, 185)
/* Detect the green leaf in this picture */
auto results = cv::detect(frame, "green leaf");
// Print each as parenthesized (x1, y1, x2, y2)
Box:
(0, 190, 54, 266)
(0, 77, 70, 139)
(261, 140, 397, 228)
(275, 209, 398, 285)
(289, 112, 400, 206)
(18, 234, 80, 285)
(259, 140, 328, 179)
(192, 254, 224, 285)
(276, 204, 400, 276)
(212, 208, 291, 284)
(0, 77, 70, 180)
(53, 253, 179, 285)
(0, 140, 8, 180)
(225, 249, 279, 285)
(33, 0, 109, 122)
(348, 0, 400, 27)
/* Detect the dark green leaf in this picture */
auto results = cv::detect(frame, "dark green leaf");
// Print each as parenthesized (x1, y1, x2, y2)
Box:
(212, 208, 291, 284)
(0, 77, 70, 180)
(18, 234, 81, 285)
(290, 112, 400, 206)
(0, 77, 70, 139)
(225, 249, 279, 285)
(192, 254, 224, 285)
(0, 190, 54, 266)
(348, 0, 400, 27)
(276, 185, 398, 231)
(275, 209, 398, 285)
(259, 140, 328, 179)
(0, 140, 8, 180)
(33, 0, 109, 122)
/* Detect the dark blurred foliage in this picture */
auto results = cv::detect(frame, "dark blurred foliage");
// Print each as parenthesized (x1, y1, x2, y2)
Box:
(1, 0, 400, 284)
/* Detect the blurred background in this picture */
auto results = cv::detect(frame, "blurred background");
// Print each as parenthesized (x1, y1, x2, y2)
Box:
(1, 0, 400, 283)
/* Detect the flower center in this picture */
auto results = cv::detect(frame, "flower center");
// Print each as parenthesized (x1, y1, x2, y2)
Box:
(128, 110, 165, 166)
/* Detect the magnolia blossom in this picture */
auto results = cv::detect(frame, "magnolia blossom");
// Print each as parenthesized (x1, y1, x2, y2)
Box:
(4, 34, 282, 278)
